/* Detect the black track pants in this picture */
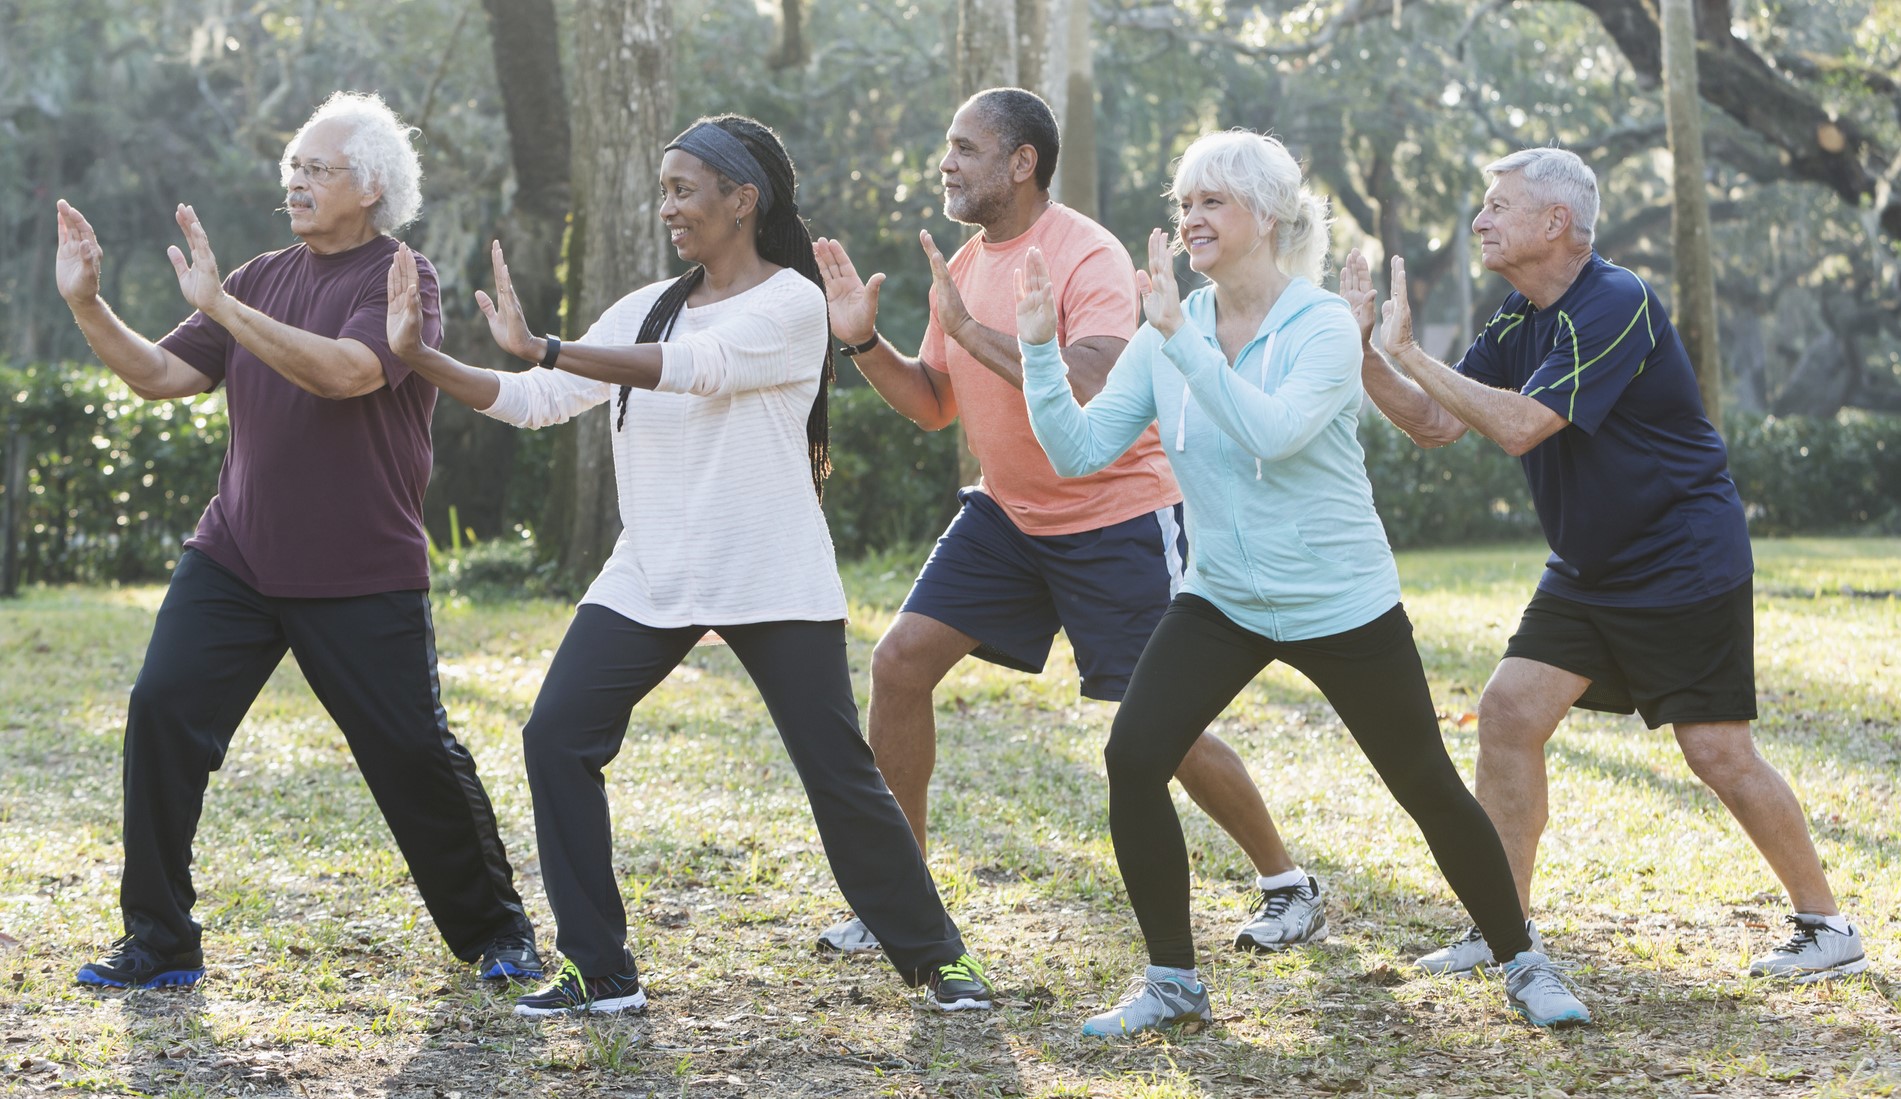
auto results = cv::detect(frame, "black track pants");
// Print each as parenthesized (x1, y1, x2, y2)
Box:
(121, 550, 531, 959)
(1105, 595, 1531, 969)
(522, 604, 965, 985)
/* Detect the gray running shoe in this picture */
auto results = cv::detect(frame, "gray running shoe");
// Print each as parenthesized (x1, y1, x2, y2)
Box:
(1748, 916, 1868, 983)
(1502, 950, 1591, 1028)
(1081, 966, 1210, 1038)
(1416, 919, 1542, 976)
(1234, 875, 1328, 951)
(816, 916, 881, 954)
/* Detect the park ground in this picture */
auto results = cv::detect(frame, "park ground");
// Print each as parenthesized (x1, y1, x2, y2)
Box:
(1, 538, 1897, 1098)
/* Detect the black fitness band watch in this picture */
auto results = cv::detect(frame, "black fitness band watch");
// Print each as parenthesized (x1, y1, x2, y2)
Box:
(537, 335, 562, 369)
(838, 330, 880, 357)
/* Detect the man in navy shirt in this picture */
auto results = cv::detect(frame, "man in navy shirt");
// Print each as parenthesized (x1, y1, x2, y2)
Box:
(1344, 147, 1864, 982)
(54, 92, 540, 990)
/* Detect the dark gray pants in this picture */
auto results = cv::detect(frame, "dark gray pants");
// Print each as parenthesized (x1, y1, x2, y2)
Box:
(122, 549, 532, 959)
(524, 604, 964, 985)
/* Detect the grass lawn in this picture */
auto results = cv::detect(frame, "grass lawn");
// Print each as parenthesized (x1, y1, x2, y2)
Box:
(1, 537, 1896, 1098)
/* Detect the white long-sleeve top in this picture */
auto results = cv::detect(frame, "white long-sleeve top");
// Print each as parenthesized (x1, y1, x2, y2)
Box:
(482, 267, 847, 627)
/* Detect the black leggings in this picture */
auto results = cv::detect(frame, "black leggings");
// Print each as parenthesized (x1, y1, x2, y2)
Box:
(522, 605, 965, 984)
(1106, 595, 1530, 969)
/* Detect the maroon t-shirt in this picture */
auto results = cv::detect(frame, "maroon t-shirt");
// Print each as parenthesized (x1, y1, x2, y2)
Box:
(158, 235, 443, 597)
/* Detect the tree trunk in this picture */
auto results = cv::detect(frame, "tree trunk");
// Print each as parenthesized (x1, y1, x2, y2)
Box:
(768, 0, 806, 69)
(425, 0, 574, 549)
(952, 0, 1017, 489)
(1056, 0, 1097, 219)
(1661, 0, 1724, 433)
(555, 0, 674, 583)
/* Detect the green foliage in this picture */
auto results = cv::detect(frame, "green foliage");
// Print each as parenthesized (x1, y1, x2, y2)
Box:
(433, 533, 564, 602)
(0, 362, 226, 584)
(1357, 414, 1541, 548)
(820, 385, 960, 558)
(1727, 411, 1901, 535)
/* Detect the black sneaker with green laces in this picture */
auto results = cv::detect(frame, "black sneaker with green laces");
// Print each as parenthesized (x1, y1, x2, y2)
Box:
(513, 958, 647, 1017)
(926, 953, 993, 1012)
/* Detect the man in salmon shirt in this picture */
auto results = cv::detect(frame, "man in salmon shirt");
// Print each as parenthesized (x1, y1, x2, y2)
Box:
(812, 88, 1327, 954)
(54, 91, 538, 990)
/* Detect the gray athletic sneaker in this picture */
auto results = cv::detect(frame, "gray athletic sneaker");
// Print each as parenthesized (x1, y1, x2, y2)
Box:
(1234, 875, 1328, 951)
(1748, 916, 1868, 983)
(1416, 919, 1543, 976)
(1502, 950, 1591, 1028)
(816, 916, 880, 954)
(1080, 966, 1211, 1038)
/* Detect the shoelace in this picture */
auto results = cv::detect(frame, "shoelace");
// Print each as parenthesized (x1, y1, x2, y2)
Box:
(1509, 958, 1584, 1000)
(105, 934, 158, 966)
(1249, 881, 1309, 920)
(1771, 915, 1823, 954)
(935, 954, 986, 986)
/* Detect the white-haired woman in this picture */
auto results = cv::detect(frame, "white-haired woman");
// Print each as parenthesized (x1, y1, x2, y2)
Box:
(1013, 131, 1592, 1034)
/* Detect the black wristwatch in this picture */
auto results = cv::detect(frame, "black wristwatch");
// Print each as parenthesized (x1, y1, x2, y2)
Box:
(537, 335, 562, 368)
(838, 330, 880, 357)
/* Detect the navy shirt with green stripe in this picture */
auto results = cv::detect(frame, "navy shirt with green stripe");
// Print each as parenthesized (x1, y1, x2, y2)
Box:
(1456, 253, 1751, 607)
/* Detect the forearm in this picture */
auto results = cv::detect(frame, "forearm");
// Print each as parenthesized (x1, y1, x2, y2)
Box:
(1361, 343, 1468, 448)
(67, 299, 177, 398)
(848, 339, 956, 430)
(209, 296, 383, 399)
(1390, 344, 1553, 456)
(399, 345, 503, 410)
(537, 340, 664, 391)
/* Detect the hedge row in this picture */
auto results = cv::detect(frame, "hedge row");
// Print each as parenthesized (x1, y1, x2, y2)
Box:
(4, 362, 1895, 586)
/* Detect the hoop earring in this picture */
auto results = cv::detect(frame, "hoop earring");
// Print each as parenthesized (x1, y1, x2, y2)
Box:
(734, 216, 742, 231)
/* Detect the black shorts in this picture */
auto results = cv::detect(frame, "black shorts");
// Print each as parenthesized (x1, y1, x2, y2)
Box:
(1502, 580, 1758, 729)
(898, 488, 1186, 701)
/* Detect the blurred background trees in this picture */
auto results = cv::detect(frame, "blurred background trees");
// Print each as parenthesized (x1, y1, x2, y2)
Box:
(3, 0, 1897, 592)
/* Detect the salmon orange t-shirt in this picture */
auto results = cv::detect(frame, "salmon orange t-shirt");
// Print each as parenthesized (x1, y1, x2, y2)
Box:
(922, 204, 1180, 535)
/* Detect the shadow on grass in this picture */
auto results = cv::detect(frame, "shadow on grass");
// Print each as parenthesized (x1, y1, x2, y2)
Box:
(1546, 736, 1901, 868)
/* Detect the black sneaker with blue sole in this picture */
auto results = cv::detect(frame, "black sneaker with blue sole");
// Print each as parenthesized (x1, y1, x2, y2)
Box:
(76, 935, 205, 990)
(478, 933, 545, 982)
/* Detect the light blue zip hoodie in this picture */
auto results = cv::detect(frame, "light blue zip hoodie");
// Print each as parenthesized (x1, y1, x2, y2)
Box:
(1021, 277, 1400, 641)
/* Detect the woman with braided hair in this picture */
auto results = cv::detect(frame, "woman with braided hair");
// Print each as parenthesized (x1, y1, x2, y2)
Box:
(386, 114, 991, 1017)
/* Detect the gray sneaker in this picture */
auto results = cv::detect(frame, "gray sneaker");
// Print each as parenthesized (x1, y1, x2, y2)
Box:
(1080, 966, 1211, 1038)
(1748, 916, 1868, 983)
(816, 916, 880, 954)
(1234, 875, 1328, 951)
(1416, 920, 1542, 976)
(1502, 950, 1591, 1028)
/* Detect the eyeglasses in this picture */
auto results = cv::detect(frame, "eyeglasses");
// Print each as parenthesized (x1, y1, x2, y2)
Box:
(279, 159, 357, 186)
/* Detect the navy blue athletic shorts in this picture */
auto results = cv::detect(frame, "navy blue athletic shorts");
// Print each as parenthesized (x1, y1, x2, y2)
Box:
(1502, 578, 1758, 728)
(898, 488, 1187, 701)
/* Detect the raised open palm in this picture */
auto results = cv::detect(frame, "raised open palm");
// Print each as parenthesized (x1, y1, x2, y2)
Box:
(812, 237, 882, 345)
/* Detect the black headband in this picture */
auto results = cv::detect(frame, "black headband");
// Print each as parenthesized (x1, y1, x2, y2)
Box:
(666, 122, 774, 217)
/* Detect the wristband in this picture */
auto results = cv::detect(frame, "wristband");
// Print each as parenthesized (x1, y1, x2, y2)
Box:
(838, 330, 880, 357)
(537, 335, 561, 369)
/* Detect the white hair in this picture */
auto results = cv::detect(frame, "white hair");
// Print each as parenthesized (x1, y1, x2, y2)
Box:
(283, 91, 423, 233)
(1483, 147, 1598, 243)
(1168, 130, 1333, 283)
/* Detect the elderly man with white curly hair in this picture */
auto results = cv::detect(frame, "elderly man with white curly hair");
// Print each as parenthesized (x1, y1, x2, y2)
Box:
(56, 91, 542, 990)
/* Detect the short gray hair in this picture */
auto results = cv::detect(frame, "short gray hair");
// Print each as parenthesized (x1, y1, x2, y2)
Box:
(1169, 130, 1333, 283)
(1483, 147, 1598, 243)
(283, 91, 423, 233)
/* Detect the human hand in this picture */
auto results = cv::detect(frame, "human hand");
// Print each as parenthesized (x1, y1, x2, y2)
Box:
(1340, 248, 1377, 345)
(167, 204, 228, 316)
(473, 240, 541, 362)
(920, 230, 973, 343)
(812, 237, 883, 345)
(386, 243, 430, 361)
(55, 200, 104, 307)
(1014, 246, 1057, 347)
(1378, 255, 1417, 358)
(1134, 228, 1183, 337)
